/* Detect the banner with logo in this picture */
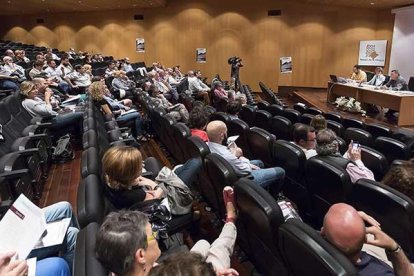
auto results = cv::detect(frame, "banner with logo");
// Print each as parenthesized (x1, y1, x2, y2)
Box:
(358, 40, 387, 66)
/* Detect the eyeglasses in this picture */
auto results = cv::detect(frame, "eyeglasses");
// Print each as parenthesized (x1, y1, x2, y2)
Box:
(147, 230, 159, 242)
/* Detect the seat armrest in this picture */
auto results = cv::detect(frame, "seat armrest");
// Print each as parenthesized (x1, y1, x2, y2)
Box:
(0, 168, 31, 179)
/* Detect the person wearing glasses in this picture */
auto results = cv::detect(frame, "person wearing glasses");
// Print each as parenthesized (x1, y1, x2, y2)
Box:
(292, 124, 317, 159)
(95, 186, 239, 276)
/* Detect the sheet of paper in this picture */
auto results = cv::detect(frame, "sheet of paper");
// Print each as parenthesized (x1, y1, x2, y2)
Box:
(119, 109, 138, 116)
(61, 94, 81, 105)
(27, 257, 37, 276)
(0, 195, 46, 260)
(33, 218, 71, 249)
(227, 135, 239, 144)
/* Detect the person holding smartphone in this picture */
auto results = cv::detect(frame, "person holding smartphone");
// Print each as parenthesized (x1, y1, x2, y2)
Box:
(316, 129, 374, 183)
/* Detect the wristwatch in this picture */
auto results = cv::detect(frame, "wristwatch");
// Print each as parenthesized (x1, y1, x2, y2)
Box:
(386, 244, 401, 254)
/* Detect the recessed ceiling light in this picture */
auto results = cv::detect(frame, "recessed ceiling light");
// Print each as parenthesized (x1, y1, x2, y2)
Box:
(370, 2, 375, 4)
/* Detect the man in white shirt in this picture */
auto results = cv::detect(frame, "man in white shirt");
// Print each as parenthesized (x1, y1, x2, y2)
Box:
(366, 67, 386, 86)
(46, 48, 60, 61)
(57, 56, 74, 78)
(122, 57, 135, 73)
(29, 60, 47, 80)
(45, 59, 71, 94)
(292, 124, 317, 159)
(207, 120, 285, 194)
(105, 62, 117, 78)
(65, 65, 91, 93)
(187, 70, 210, 105)
(2, 56, 25, 82)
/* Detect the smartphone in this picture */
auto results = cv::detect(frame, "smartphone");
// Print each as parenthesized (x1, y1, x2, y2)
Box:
(352, 142, 360, 150)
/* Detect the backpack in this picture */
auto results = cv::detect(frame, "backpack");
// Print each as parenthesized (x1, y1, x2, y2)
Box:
(51, 134, 75, 163)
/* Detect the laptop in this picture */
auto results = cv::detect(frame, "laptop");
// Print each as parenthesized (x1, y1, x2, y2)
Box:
(330, 75, 346, 83)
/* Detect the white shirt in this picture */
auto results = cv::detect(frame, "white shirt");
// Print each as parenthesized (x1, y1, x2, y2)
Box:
(188, 76, 209, 93)
(367, 74, 386, 86)
(67, 71, 91, 87)
(57, 64, 73, 77)
(45, 66, 63, 82)
(294, 143, 317, 160)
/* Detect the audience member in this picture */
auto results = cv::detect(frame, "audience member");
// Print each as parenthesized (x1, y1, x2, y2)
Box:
(226, 100, 242, 120)
(105, 61, 117, 78)
(207, 120, 285, 192)
(382, 70, 409, 91)
(65, 64, 92, 92)
(96, 186, 238, 276)
(292, 124, 317, 159)
(172, 65, 183, 79)
(2, 56, 25, 82)
(0, 64, 19, 91)
(15, 49, 30, 63)
(4, 49, 16, 60)
(212, 81, 234, 106)
(45, 48, 60, 61)
(102, 146, 201, 209)
(29, 60, 47, 80)
(111, 70, 136, 93)
(32, 77, 63, 108)
(322, 203, 414, 275)
(315, 129, 374, 183)
(44, 59, 71, 95)
(20, 80, 83, 138)
(122, 57, 134, 73)
(0, 253, 70, 276)
(148, 84, 189, 123)
(89, 81, 144, 140)
(310, 114, 327, 133)
(188, 70, 210, 105)
(189, 106, 209, 142)
(27, 201, 79, 271)
(57, 55, 73, 78)
(350, 65, 367, 83)
(382, 160, 414, 201)
(366, 67, 386, 86)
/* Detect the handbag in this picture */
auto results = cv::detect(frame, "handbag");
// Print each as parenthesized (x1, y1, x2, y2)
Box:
(129, 198, 171, 239)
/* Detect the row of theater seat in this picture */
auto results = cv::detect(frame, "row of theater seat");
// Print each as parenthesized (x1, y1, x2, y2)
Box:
(74, 93, 198, 275)
(138, 94, 414, 274)
(239, 102, 413, 164)
(0, 92, 54, 202)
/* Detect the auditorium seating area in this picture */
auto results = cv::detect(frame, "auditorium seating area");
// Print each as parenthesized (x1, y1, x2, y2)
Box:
(2, 38, 414, 276)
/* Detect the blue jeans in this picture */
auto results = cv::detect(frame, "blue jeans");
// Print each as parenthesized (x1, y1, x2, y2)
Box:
(116, 111, 143, 137)
(51, 111, 83, 138)
(57, 82, 71, 95)
(29, 202, 79, 273)
(36, 257, 70, 276)
(175, 158, 202, 187)
(250, 160, 285, 192)
(0, 79, 19, 91)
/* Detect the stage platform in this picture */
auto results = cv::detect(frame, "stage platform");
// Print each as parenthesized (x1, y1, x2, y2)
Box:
(285, 88, 414, 132)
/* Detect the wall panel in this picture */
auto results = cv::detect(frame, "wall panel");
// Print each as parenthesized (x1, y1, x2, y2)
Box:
(0, 0, 394, 90)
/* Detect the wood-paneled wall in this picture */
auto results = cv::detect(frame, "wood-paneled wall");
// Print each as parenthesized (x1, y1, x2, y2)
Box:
(0, 0, 394, 90)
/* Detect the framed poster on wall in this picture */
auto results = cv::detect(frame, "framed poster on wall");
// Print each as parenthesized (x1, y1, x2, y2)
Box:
(358, 40, 387, 66)
(136, 38, 145, 53)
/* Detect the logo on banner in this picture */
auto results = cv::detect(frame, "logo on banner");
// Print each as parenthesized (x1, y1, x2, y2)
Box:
(366, 44, 379, 60)
(358, 40, 387, 66)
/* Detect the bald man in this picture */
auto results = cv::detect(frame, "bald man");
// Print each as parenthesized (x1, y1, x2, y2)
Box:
(322, 203, 414, 275)
(206, 120, 285, 192)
